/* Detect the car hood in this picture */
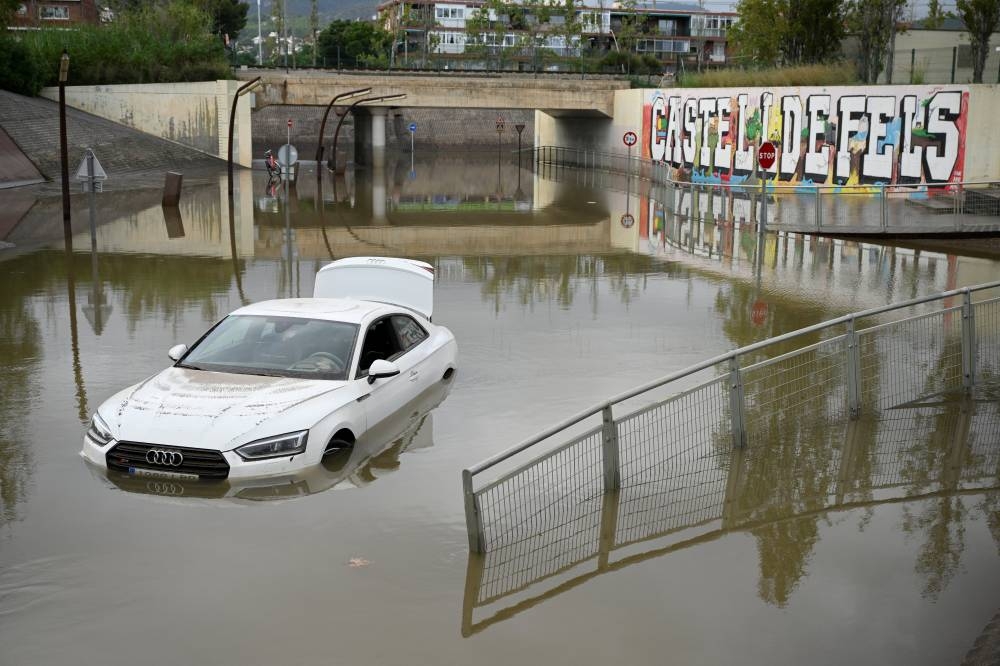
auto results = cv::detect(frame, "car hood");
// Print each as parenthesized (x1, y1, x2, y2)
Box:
(105, 367, 346, 450)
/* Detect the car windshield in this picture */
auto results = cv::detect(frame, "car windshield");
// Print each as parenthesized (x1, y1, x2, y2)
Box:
(178, 315, 358, 380)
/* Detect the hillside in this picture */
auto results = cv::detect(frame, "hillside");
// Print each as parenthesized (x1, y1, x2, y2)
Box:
(248, 0, 378, 23)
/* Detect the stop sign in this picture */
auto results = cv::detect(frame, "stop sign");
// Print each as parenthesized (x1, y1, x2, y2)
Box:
(758, 142, 776, 170)
(750, 299, 768, 327)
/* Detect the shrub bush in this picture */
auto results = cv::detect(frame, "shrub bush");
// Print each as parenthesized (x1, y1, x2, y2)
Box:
(677, 63, 858, 88)
(0, 35, 45, 95)
(10, 2, 231, 91)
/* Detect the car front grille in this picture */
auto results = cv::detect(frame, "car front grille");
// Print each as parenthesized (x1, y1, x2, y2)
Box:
(107, 441, 231, 480)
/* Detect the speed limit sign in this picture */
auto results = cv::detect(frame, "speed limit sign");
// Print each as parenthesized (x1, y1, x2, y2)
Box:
(623, 131, 638, 147)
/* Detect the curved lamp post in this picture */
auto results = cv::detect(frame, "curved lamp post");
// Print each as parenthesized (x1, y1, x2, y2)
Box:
(329, 93, 407, 174)
(315, 87, 372, 163)
(227, 77, 262, 199)
(59, 49, 71, 243)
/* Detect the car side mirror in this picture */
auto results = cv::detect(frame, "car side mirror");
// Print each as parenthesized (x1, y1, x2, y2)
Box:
(167, 344, 188, 362)
(367, 359, 400, 384)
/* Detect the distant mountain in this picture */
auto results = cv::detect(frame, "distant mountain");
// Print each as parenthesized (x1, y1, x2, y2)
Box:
(248, 0, 378, 23)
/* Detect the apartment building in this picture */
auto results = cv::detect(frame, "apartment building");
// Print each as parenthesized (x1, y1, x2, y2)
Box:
(8, 0, 100, 28)
(378, 0, 736, 72)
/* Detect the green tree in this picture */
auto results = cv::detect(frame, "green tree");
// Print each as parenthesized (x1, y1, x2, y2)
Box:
(727, 0, 785, 65)
(846, 0, 907, 83)
(956, 0, 1000, 83)
(923, 0, 951, 29)
(729, 0, 843, 66)
(195, 0, 248, 40)
(317, 20, 392, 69)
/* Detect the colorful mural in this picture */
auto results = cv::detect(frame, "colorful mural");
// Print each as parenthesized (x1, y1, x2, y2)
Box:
(642, 86, 969, 190)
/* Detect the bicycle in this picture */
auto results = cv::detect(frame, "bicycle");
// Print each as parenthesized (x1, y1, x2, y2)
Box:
(264, 149, 280, 180)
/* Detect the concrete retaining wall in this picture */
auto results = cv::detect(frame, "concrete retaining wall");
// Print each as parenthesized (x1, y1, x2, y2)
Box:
(39, 81, 253, 167)
(538, 84, 1000, 185)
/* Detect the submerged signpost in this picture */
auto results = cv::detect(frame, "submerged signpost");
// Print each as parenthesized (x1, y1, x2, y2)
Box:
(757, 141, 776, 234)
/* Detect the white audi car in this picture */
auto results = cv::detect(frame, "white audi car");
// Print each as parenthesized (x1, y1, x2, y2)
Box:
(81, 257, 457, 482)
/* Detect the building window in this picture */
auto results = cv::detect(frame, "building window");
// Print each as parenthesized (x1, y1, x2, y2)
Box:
(39, 5, 70, 20)
(16, 3, 27, 15)
(435, 6, 464, 20)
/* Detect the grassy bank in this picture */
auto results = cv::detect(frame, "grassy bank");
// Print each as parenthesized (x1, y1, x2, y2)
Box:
(678, 63, 858, 88)
(0, 3, 230, 96)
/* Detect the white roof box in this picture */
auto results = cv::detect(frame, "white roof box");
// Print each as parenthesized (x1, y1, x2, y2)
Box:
(313, 257, 435, 320)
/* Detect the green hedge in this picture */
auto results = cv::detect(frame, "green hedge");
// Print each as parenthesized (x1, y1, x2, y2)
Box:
(2, 2, 231, 96)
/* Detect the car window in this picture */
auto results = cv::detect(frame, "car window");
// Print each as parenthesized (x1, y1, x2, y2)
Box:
(392, 315, 428, 351)
(357, 317, 403, 377)
(179, 315, 358, 380)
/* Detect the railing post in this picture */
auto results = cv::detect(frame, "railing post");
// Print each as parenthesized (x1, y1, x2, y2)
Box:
(601, 403, 621, 491)
(880, 183, 887, 231)
(846, 318, 862, 419)
(462, 469, 485, 554)
(728, 355, 746, 448)
(816, 187, 822, 231)
(961, 290, 976, 392)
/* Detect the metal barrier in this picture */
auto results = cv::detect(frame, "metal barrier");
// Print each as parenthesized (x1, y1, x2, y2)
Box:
(527, 145, 1000, 235)
(462, 280, 1000, 553)
(461, 397, 1000, 634)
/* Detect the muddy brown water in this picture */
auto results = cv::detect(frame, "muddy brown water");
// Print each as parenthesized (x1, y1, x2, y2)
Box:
(1, 156, 998, 665)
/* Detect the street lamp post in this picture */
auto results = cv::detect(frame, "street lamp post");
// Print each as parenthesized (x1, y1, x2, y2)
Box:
(316, 87, 372, 163)
(329, 93, 407, 174)
(227, 77, 262, 198)
(59, 49, 71, 245)
(256, 0, 263, 65)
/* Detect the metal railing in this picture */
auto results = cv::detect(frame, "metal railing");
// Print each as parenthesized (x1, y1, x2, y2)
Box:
(461, 280, 1000, 553)
(462, 398, 1000, 634)
(529, 146, 1000, 235)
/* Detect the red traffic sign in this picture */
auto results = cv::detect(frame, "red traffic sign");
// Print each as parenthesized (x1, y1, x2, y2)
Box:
(758, 141, 776, 170)
(496, 115, 505, 133)
(623, 131, 638, 147)
(287, 119, 293, 128)
(620, 213, 635, 228)
(750, 299, 769, 327)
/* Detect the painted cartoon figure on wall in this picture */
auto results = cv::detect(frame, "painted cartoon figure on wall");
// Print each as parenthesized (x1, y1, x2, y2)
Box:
(643, 86, 968, 191)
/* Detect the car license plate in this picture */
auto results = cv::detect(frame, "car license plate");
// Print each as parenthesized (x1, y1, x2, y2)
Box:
(128, 466, 199, 481)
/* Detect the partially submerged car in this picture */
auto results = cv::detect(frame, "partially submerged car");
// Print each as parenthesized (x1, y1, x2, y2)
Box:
(81, 257, 457, 482)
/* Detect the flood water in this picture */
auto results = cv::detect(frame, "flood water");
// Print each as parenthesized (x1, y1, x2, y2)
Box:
(1, 154, 998, 665)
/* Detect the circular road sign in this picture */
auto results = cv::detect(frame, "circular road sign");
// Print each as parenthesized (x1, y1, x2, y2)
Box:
(623, 131, 638, 147)
(409, 122, 417, 133)
(620, 213, 635, 228)
(750, 299, 769, 327)
(758, 141, 777, 170)
(277, 143, 298, 167)
(287, 118, 293, 129)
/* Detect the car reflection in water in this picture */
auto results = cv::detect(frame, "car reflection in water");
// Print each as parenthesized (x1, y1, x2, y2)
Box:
(91, 377, 453, 502)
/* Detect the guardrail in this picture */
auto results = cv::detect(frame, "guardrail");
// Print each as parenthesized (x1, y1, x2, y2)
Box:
(527, 145, 1000, 235)
(462, 401, 1000, 634)
(461, 280, 1000, 553)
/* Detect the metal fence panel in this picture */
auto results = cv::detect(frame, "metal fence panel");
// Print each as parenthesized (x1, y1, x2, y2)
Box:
(975, 297, 1000, 385)
(476, 427, 604, 553)
(741, 336, 849, 438)
(858, 308, 964, 411)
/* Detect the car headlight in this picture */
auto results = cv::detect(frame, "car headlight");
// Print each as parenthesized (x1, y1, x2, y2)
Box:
(86, 413, 114, 447)
(235, 431, 308, 461)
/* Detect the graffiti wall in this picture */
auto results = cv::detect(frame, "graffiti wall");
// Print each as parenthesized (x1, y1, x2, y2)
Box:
(642, 86, 970, 189)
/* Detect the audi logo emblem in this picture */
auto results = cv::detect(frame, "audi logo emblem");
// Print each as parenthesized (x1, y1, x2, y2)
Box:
(145, 449, 184, 466)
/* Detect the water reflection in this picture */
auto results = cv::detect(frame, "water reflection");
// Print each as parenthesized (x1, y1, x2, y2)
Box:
(462, 397, 1000, 635)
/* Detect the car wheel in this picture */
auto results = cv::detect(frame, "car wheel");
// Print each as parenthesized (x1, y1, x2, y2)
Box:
(323, 438, 354, 455)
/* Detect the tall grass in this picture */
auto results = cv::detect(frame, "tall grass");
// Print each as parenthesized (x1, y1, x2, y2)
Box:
(678, 63, 858, 88)
(10, 2, 230, 95)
